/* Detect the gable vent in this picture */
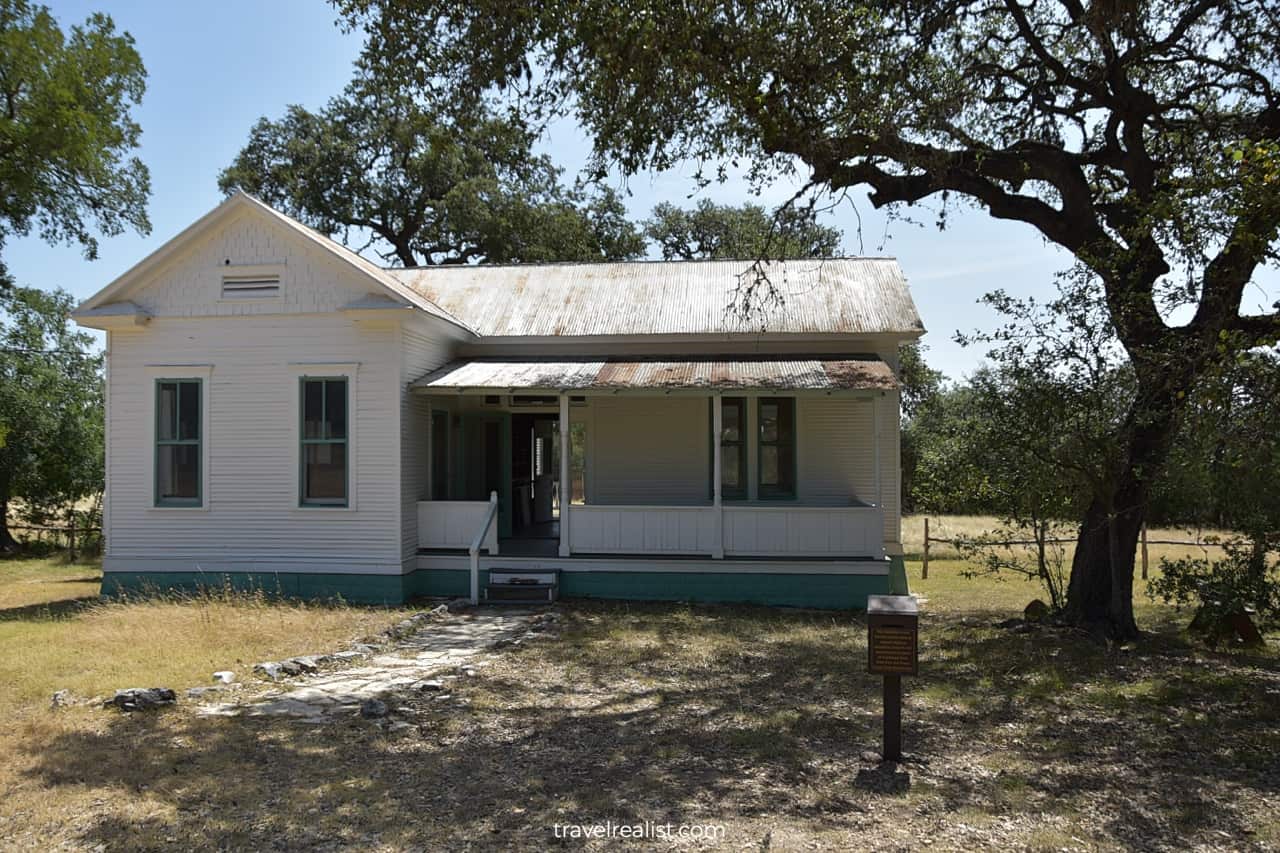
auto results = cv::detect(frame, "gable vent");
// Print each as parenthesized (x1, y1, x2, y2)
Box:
(222, 274, 281, 299)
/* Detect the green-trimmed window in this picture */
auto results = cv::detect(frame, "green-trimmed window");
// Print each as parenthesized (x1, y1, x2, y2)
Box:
(709, 397, 748, 500)
(155, 379, 202, 506)
(300, 377, 348, 506)
(758, 397, 796, 499)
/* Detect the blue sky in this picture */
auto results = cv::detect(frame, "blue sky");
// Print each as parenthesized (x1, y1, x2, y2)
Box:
(10, 1, 1274, 378)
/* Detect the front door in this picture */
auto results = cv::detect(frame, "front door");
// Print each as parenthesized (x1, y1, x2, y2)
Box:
(532, 418, 558, 523)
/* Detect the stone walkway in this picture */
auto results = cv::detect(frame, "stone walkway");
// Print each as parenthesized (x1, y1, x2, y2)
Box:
(198, 608, 543, 724)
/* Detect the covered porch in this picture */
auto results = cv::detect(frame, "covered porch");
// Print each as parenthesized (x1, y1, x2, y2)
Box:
(409, 356, 898, 567)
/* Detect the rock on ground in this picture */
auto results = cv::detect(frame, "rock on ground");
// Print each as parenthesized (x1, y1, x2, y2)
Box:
(106, 688, 177, 712)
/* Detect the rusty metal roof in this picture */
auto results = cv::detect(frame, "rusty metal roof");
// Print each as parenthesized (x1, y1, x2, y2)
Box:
(388, 258, 922, 338)
(412, 356, 898, 392)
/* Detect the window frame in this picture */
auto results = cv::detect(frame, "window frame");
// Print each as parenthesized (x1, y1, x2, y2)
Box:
(709, 396, 748, 501)
(756, 397, 797, 501)
(154, 377, 204, 507)
(298, 376, 350, 508)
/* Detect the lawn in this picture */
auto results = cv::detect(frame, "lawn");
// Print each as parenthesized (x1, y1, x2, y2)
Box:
(0, 533, 1277, 850)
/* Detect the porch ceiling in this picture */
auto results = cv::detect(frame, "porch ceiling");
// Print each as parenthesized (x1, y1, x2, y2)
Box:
(411, 355, 898, 393)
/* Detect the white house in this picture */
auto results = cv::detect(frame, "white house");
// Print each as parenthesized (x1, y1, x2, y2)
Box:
(74, 192, 924, 608)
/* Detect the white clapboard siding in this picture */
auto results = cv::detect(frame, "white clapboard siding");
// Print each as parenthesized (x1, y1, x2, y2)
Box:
(569, 506, 718, 554)
(105, 314, 402, 570)
(796, 396, 877, 506)
(400, 322, 455, 563)
(589, 397, 709, 505)
(417, 500, 498, 551)
(723, 506, 883, 557)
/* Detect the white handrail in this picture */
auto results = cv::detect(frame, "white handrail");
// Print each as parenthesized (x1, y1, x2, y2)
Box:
(469, 491, 499, 605)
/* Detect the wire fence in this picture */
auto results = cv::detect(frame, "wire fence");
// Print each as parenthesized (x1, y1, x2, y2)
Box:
(920, 517, 1228, 580)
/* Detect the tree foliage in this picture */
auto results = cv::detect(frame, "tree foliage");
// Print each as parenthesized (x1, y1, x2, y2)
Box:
(644, 199, 841, 260)
(340, 0, 1280, 637)
(219, 69, 643, 267)
(0, 0, 149, 280)
(0, 286, 103, 550)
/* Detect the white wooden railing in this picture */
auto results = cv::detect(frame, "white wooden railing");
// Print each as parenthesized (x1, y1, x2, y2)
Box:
(418, 500, 500, 552)
(722, 505, 883, 558)
(568, 505, 720, 555)
(566, 503, 883, 559)
(469, 492, 500, 604)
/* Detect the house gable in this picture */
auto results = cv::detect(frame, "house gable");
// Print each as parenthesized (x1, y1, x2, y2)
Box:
(75, 192, 474, 333)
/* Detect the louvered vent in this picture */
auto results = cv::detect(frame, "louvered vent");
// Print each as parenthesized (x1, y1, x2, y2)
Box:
(221, 274, 281, 299)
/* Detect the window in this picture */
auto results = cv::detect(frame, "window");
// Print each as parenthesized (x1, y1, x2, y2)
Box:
(431, 410, 450, 500)
(300, 378, 348, 506)
(758, 397, 796, 499)
(155, 379, 202, 506)
(709, 397, 748, 500)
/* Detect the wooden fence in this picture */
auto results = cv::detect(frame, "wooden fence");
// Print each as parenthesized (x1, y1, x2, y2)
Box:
(920, 517, 1227, 581)
(8, 522, 103, 560)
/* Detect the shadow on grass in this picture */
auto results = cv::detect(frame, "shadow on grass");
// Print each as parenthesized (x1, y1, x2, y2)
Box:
(13, 600, 1280, 849)
(0, 596, 100, 622)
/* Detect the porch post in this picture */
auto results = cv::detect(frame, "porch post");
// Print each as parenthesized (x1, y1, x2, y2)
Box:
(424, 399, 433, 499)
(712, 393, 725, 559)
(559, 392, 571, 557)
(873, 394, 883, 507)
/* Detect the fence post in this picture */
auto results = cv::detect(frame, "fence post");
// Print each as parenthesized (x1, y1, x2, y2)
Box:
(68, 516, 77, 562)
(1140, 523, 1149, 580)
(922, 517, 930, 580)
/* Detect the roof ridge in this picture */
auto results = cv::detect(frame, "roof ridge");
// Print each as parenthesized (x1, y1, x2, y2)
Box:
(383, 256, 899, 272)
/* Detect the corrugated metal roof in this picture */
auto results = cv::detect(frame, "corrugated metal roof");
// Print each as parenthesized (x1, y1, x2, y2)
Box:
(388, 258, 922, 338)
(412, 356, 898, 392)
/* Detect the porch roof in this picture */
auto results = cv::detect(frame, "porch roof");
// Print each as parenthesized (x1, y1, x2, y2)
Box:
(411, 356, 898, 393)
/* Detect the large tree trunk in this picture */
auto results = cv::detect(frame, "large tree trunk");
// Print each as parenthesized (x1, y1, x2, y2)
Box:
(1066, 374, 1189, 639)
(0, 491, 18, 553)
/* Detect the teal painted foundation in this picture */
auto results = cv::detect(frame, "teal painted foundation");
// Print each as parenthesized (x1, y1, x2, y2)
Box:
(103, 566, 891, 610)
(888, 555, 909, 595)
(408, 567, 889, 610)
(100, 571, 406, 605)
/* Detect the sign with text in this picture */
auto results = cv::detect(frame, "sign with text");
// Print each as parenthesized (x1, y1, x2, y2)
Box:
(867, 594, 919, 676)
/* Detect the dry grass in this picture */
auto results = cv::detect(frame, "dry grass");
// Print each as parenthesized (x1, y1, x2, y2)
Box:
(0, 537, 1277, 850)
(0, 556, 416, 715)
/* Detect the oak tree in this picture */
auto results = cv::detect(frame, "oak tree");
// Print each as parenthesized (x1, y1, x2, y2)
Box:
(342, 0, 1280, 636)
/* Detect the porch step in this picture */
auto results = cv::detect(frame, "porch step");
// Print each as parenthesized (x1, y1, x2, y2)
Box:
(485, 568, 560, 604)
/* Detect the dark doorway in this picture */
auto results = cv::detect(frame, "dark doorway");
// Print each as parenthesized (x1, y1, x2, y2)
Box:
(511, 412, 560, 540)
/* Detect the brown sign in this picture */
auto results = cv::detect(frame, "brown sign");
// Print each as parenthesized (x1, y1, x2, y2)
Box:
(867, 594, 919, 676)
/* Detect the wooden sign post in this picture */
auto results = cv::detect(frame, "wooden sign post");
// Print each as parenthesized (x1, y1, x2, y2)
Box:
(867, 594, 919, 761)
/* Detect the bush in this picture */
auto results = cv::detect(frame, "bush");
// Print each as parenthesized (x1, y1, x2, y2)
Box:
(1148, 539, 1279, 645)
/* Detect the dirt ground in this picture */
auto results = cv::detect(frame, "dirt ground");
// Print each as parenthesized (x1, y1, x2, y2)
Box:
(0, 549, 1277, 850)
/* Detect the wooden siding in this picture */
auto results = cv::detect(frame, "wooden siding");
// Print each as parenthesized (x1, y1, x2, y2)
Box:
(796, 396, 877, 506)
(723, 506, 883, 557)
(417, 500, 498, 551)
(105, 314, 402, 570)
(569, 506, 718, 554)
(126, 210, 375, 318)
(400, 322, 454, 564)
(588, 396, 710, 505)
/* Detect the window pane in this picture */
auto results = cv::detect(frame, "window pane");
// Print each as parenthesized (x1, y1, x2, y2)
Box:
(776, 444, 795, 494)
(776, 399, 794, 442)
(324, 379, 347, 439)
(157, 444, 199, 501)
(722, 400, 742, 442)
(177, 382, 199, 441)
(157, 382, 178, 441)
(761, 445, 779, 486)
(761, 403, 779, 442)
(304, 443, 347, 501)
(722, 445, 741, 489)
(303, 380, 325, 440)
